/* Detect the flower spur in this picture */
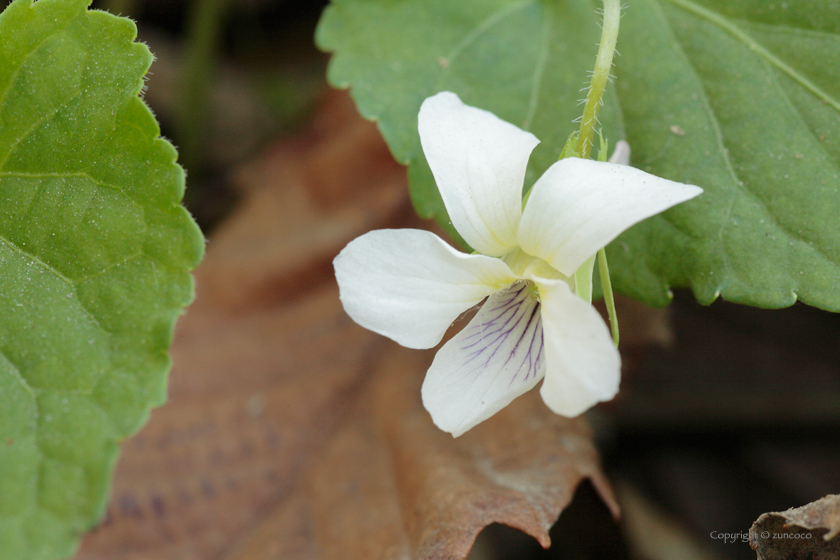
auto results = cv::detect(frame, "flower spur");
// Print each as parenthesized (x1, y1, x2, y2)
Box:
(334, 92, 702, 437)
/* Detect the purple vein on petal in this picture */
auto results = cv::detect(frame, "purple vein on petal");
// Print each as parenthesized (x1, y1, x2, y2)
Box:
(461, 285, 529, 359)
(452, 282, 545, 388)
(507, 305, 543, 386)
(459, 284, 526, 349)
(460, 301, 521, 350)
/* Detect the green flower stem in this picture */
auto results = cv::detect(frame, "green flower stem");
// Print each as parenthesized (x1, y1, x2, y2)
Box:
(572, 0, 621, 345)
(575, 0, 621, 159)
(176, 0, 230, 173)
(594, 132, 619, 345)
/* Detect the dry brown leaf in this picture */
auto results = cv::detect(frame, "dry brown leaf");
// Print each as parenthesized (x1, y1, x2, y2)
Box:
(74, 90, 654, 560)
(222, 347, 615, 560)
(750, 495, 840, 560)
(197, 92, 409, 310)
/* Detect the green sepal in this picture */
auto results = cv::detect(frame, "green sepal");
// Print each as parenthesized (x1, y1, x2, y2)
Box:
(596, 130, 609, 162)
(558, 131, 582, 161)
(598, 248, 620, 346)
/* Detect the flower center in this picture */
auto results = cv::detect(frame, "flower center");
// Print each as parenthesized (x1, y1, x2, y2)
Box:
(500, 247, 537, 277)
(501, 247, 569, 283)
(526, 281, 541, 302)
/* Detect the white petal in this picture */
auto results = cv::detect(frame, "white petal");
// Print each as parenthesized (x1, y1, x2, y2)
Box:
(421, 282, 545, 437)
(518, 158, 703, 276)
(334, 229, 518, 349)
(534, 277, 620, 417)
(419, 92, 539, 257)
(608, 140, 631, 165)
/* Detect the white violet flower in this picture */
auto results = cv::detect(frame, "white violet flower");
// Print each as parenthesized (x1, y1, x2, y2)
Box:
(334, 92, 702, 437)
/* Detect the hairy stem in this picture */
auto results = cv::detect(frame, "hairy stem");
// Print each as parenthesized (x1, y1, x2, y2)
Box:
(575, 0, 621, 158)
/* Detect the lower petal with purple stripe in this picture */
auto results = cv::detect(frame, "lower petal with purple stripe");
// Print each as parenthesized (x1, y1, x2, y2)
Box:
(421, 282, 547, 437)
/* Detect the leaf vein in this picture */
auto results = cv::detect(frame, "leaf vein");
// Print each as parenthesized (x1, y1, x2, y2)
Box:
(0, 81, 86, 172)
(0, 236, 107, 337)
(662, 0, 840, 265)
(653, 4, 741, 241)
(522, 10, 551, 131)
(665, 0, 840, 116)
(75, 251, 144, 285)
(441, 0, 532, 70)
(0, 28, 62, 113)
(0, 171, 137, 200)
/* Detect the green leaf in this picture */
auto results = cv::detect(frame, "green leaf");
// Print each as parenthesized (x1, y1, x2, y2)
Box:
(316, 0, 840, 311)
(0, 0, 204, 558)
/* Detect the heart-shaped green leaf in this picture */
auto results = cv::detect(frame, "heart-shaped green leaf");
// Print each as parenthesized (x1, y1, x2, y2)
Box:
(0, 0, 203, 558)
(317, 0, 840, 310)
